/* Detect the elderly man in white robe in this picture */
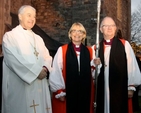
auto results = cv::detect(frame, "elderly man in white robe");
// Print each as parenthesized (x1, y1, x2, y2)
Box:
(2, 5, 52, 113)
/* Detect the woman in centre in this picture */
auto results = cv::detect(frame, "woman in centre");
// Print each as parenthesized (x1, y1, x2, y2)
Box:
(49, 22, 101, 113)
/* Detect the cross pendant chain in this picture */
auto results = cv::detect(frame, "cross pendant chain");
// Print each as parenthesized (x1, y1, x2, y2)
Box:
(34, 47, 39, 58)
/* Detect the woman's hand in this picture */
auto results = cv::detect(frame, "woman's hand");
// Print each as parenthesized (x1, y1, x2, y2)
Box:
(128, 90, 134, 98)
(59, 96, 65, 101)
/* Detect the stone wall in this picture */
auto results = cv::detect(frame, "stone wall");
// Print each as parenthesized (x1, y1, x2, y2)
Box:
(0, 0, 131, 46)
(32, 0, 97, 45)
(10, 0, 32, 14)
(0, 0, 11, 54)
(102, 0, 131, 40)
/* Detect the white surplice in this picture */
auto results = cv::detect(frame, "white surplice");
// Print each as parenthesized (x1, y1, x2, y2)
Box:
(2, 25, 52, 113)
(49, 45, 101, 97)
(92, 40, 141, 113)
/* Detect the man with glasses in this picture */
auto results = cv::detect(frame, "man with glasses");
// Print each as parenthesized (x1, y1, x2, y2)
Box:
(92, 16, 141, 113)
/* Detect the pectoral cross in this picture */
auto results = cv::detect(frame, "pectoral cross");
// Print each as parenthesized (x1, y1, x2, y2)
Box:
(30, 100, 39, 113)
(34, 47, 39, 58)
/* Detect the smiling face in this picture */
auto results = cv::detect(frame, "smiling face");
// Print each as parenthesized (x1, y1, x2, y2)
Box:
(100, 17, 117, 40)
(18, 6, 36, 30)
(68, 23, 86, 45)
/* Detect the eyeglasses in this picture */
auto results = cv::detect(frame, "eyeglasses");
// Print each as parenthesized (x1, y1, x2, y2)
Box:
(102, 25, 116, 28)
(71, 30, 84, 34)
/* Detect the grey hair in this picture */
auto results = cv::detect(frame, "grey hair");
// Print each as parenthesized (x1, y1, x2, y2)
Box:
(100, 16, 116, 27)
(18, 5, 36, 15)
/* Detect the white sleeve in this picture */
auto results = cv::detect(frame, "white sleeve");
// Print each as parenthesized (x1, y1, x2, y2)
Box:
(40, 38, 52, 72)
(91, 45, 102, 78)
(125, 41, 141, 86)
(49, 47, 66, 92)
(2, 32, 42, 84)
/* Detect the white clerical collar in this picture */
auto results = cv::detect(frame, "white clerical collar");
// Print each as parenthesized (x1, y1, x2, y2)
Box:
(75, 45, 80, 48)
(105, 39, 110, 42)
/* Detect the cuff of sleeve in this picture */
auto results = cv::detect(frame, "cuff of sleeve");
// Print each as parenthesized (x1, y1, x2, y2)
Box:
(55, 92, 66, 99)
(91, 66, 95, 71)
(98, 64, 102, 74)
(43, 66, 48, 72)
(56, 89, 64, 94)
(91, 63, 102, 71)
(128, 85, 136, 91)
